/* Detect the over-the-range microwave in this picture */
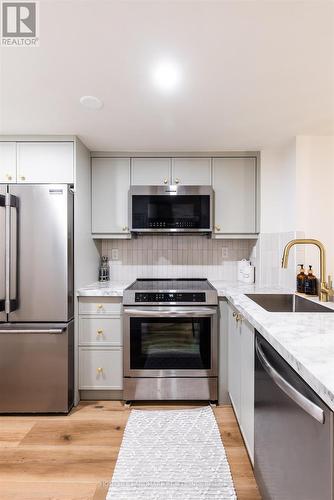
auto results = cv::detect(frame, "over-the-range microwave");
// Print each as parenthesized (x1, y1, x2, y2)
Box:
(129, 185, 213, 233)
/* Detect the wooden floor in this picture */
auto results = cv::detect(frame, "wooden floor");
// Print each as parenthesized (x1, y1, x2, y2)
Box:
(0, 401, 260, 500)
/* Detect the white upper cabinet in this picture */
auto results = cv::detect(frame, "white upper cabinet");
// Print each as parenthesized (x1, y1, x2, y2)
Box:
(92, 158, 130, 235)
(131, 158, 171, 185)
(172, 158, 211, 185)
(213, 157, 257, 234)
(17, 142, 74, 183)
(0, 142, 16, 183)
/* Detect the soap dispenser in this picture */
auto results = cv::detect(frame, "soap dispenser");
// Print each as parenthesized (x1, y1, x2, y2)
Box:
(305, 265, 317, 296)
(296, 264, 306, 293)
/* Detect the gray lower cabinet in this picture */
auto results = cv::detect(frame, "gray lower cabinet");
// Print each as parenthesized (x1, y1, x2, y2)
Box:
(91, 157, 130, 237)
(227, 302, 254, 463)
(78, 297, 123, 392)
(213, 157, 257, 235)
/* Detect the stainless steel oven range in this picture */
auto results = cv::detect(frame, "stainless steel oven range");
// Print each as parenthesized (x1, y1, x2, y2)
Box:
(123, 279, 218, 402)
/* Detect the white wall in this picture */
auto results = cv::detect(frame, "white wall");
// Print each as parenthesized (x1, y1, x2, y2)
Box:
(261, 140, 297, 233)
(258, 141, 300, 288)
(296, 135, 334, 278)
(258, 135, 334, 288)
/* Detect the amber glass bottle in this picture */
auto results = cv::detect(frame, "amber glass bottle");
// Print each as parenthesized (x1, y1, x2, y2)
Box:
(305, 265, 317, 296)
(296, 264, 306, 293)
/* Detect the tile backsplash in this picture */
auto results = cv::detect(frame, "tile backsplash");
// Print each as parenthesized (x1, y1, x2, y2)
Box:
(101, 236, 256, 282)
(256, 231, 305, 289)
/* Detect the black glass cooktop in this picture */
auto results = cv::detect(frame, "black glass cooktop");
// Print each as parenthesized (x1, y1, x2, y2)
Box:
(127, 278, 214, 291)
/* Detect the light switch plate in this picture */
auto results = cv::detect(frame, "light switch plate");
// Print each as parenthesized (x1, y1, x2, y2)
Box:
(111, 248, 119, 260)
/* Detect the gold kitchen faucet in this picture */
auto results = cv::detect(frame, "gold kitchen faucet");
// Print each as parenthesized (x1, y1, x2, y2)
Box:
(281, 239, 334, 302)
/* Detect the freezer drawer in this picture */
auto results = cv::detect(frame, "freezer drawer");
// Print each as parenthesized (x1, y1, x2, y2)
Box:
(254, 332, 334, 500)
(0, 321, 74, 413)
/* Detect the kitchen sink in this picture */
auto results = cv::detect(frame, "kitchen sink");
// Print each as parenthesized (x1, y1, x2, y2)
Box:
(245, 294, 334, 313)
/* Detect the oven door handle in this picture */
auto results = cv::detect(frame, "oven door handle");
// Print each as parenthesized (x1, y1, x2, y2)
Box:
(123, 308, 217, 318)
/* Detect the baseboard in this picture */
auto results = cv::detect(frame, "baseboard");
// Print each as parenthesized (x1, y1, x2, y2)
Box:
(80, 390, 124, 400)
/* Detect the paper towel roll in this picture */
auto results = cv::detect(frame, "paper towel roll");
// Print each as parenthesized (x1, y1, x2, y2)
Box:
(237, 259, 250, 282)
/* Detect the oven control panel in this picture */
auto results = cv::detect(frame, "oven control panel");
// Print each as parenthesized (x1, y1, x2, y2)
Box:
(134, 292, 206, 303)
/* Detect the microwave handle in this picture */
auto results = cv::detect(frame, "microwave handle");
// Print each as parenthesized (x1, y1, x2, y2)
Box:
(123, 308, 216, 318)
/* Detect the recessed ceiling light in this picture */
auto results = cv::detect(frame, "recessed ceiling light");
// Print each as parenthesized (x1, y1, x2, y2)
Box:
(79, 95, 103, 110)
(152, 60, 182, 93)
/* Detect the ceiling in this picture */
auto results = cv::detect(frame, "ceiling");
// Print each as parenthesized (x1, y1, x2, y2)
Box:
(1, 0, 333, 152)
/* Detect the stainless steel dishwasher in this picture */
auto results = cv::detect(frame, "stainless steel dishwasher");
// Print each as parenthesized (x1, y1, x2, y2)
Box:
(254, 332, 334, 500)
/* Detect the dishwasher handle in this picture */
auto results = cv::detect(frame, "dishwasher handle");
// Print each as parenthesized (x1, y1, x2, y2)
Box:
(256, 339, 325, 424)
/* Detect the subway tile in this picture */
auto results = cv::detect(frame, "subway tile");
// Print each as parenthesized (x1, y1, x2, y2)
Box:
(102, 236, 252, 281)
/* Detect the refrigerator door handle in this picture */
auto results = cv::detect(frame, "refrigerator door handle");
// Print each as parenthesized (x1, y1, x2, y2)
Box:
(0, 327, 67, 334)
(5, 194, 19, 313)
(0, 194, 5, 314)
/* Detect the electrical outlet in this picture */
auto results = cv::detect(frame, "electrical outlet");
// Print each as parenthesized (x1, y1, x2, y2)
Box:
(111, 248, 119, 260)
(222, 247, 229, 259)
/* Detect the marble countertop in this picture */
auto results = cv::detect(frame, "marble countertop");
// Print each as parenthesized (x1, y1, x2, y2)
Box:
(77, 280, 287, 297)
(77, 281, 132, 296)
(77, 279, 334, 410)
(215, 282, 334, 411)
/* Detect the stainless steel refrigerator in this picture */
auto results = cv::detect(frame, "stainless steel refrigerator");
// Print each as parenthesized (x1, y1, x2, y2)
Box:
(0, 184, 74, 413)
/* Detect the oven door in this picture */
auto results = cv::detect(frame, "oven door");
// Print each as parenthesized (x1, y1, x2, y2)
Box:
(123, 307, 218, 377)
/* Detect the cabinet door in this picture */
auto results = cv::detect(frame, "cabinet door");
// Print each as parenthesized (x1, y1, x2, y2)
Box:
(131, 158, 171, 185)
(0, 142, 16, 183)
(213, 157, 256, 234)
(17, 142, 74, 183)
(240, 319, 255, 464)
(227, 304, 241, 420)
(172, 158, 211, 185)
(92, 158, 130, 235)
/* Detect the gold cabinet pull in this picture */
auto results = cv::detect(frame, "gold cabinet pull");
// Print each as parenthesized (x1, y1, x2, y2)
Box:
(97, 329, 103, 335)
(236, 313, 243, 322)
(96, 367, 103, 374)
(214, 225, 221, 232)
(97, 304, 103, 310)
(163, 178, 168, 184)
(122, 226, 128, 231)
(20, 176, 26, 181)
(175, 178, 180, 184)
(6, 174, 12, 181)
(232, 312, 237, 318)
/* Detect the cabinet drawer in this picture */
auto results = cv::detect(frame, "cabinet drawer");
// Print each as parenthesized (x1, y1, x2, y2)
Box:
(79, 297, 122, 315)
(79, 317, 122, 345)
(79, 347, 123, 390)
